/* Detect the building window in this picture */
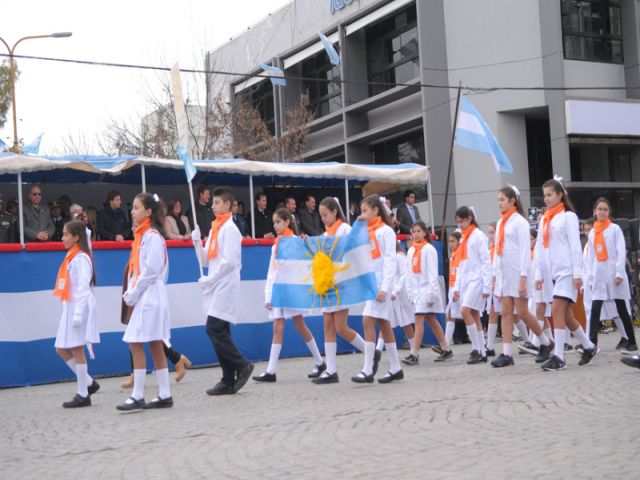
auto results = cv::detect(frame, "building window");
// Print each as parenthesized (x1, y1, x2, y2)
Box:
(236, 80, 275, 136)
(561, 0, 623, 63)
(369, 130, 425, 165)
(570, 145, 640, 182)
(302, 50, 342, 118)
(366, 4, 420, 97)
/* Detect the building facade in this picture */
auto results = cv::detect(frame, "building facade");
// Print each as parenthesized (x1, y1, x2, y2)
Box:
(206, 0, 640, 227)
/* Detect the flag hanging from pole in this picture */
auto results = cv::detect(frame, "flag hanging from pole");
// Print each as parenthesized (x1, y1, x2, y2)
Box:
(316, 30, 340, 66)
(170, 63, 196, 182)
(454, 96, 513, 174)
(22, 133, 43, 155)
(257, 62, 287, 87)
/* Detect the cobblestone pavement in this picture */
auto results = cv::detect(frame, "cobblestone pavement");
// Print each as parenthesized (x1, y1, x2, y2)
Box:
(1, 333, 639, 480)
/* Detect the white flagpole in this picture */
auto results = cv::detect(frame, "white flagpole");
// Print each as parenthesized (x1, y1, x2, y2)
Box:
(141, 164, 147, 193)
(17, 172, 24, 245)
(344, 177, 350, 224)
(188, 181, 203, 278)
(426, 166, 435, 235)
(249, 175, 255, 238)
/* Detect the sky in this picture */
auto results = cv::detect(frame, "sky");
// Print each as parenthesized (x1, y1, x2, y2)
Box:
(0, 0, 291, 154)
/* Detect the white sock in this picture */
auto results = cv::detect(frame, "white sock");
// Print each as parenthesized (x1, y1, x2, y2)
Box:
(476, 330, 486, 356)
(408, 338, 415, 351)
(76, 363, 89, 397)
(537, 332, 550, 346)
(132, 369, 146, 401)
(375, 336, 385, 352)
(445, 321, 454, 346)
(515, 320, 529, 341)
(306, 338, 324, 365)
(554, 329, 566, 361)
(503, 343, 512, 357)
(156, 368, 171, 400)
(544, 327, 554, 341)
(363, 341, 375, 375)
(385, 343, 402, 374)
(572, 326, 595, 350)
(466, 323, 479, 351)
(565, 328, 571, 344)
(537, 320, 545, 331)
(487, 323, 498, 350)
(66, 358, 94, 385)
(266, 344, 282, 374)
(349, 333, 365, 352)
(532, 333, 541, 347)
(325, 342, 337, 374)
(612, 317, 628, 339)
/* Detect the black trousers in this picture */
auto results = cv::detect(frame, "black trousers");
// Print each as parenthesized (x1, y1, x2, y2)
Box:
(206, 316, 247, 386)
(589, 299, 637, 346)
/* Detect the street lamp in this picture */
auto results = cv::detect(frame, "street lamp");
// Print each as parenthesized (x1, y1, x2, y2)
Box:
(0, 32, 72, 153)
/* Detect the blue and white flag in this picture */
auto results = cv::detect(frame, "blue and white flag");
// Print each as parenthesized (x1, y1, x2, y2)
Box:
(270, 220, 377, 310)
(257, 62, 287, 87)
(0, 137, 7, 150)
(177, 144, 196, 183)
(316, 30, 340, 66)
(22, 133, 43, 155)
(454, 96, 513, 174)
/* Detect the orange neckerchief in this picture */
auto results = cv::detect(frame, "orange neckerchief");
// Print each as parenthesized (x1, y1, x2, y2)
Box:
(368, 217, 385, 259)
(458, 225, 477, 262)
(325, 219, 344, 237)
(593, 219, 612, 262)
(128, 217, 152, 287)
(496, 206, 517, 256)
(207, 212, 232, 260)
(530, 248, 534, 261)
(412, 239, 427, 273)
(449, 250, 460, 288)
(53, 244, 83, 302)
(542, 203, 565, 248)
(274, 228, 294, 256)
(489, 244, 495, 262)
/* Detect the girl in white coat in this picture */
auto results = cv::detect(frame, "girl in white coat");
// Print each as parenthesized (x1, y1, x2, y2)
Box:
(452, 206, 491, 364)
(403, 221, 450, 365)
(313, 197, 366, 384)
(54, 220, 100, 408)
(445, 232, 462, 347)
(534, 178, 596, 371)
(253, 208, 325, 383)
(584, 197, 637, 359)
(389, 242, 416, 351)
(117, 193, 173, 410)
(485, 222, 500, 356)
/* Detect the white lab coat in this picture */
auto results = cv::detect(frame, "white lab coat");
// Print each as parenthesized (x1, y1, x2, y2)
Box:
(406, 243, 444, 314)
(362, 223, 396, 320)
(493, 213, 532, 298)
(454, 227, 491, 311)
(389, 252, 414, 327)
(585, 223, 630, 301)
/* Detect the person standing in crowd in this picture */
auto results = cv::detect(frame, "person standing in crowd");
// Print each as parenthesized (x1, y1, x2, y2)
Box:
(50, 200, 66, 242)
(247, 192, 275, 239)
(396, 190, 421, 234)
(58, 195, 73, 221)
(23, 185, 55, 242)
(187, 185, 215, 239)
(232, 200, 249, 238)
(0, 196, 17, 243)
(298, 194, 323, 237)
(191, 187, 254, 395)
(98, 190, 132, 242)
(285, 196, 302, 232)
(348, 200, 358, 224)
(237, 201, 246, 217)
(164, 198, 191, 240)
(445, 232, 463, 347)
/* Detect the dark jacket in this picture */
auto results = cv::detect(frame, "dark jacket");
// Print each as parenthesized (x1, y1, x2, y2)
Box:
(298, 208, 324, 236)
(246, 208, 274, 238)
(97, 206, 132, 241)
(233, 214, 249, 237)
(187, 202, 215, 238)
(0, 211, 16, 243)
(396, 203, 421, 234)
(51, 216, 66, 242)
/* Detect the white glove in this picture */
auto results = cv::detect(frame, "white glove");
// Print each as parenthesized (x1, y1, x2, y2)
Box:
(72, 314, 82, 328)
(123, 290, 137, 307)
(191, 228, 202, 243)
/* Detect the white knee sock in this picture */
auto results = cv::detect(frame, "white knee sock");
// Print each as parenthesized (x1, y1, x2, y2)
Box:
(306, 338, 324, 365)
(612, 317, 628, 339)
(76, 363, 88, 397)
(445, 321, 454, 346)
(553, 329, 566, 361)
(545, 327, 553, 341)
(266, 344, 282, 374)
(565, 328, 571, 344)
(349, 333, 365, 352)
(487, 323, 498, 350)
(156, 368, 171, 399)
(375, 336, 385, 352)
(132, 369, 146, 400)
(503, 343, 512, 356)
(515, 320, 529, 341)
(66, 358, 93, 385)
(572, 326, 595, 350)
(408, 337, 415, 350)
(385, 343, 402, 374)
(476, 330, 486, 356)
(466, 324, 479, 351)
(325, 342, 337, 374)
(363, 341, 375, 375)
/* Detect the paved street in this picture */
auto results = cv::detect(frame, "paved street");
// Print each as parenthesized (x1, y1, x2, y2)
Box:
(1, 333, 639, 480)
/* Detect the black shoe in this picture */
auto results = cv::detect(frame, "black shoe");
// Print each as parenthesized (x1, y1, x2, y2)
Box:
(351, 371, 374, 384)
(87, 380, 100, 396)
(378, 370, 404, 384)
(616, 338, 630, 350)
(491, 354, 514, 368)
(625, 343, 638, 352)
(143, 396, 174, 409)
(312, 372, 339, 384)
(253, 372, 276, 383)
(233, 362, 255, 393)
(116, 396, 145, 411)
(485, 348, 496, 357)
(63, 394, 91, 408)
(467, 350, 485, 365)
(578, 346, 600, 366)
(399, 341, 411, 351)
(564, 343, 574, 352)
(401, 354, 419, 366)
(372, 349, 382, 376)
(434, 350, 453, 362)
(308, 362, 327, 378)
(621, 355, 640, 369)
(518, 342, 539, 355)
(576, 345, 584, 355)
(541, 355, 566, 371)
(431, 346, 444, 355)
(535, 341, 554, 363)
(207, 382, 236, 396)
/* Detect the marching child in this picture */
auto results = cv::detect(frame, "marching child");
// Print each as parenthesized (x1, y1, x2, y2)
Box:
(254, 208, 326, 382)
(118, 193, 173, 410)
(54, 219, 100, 408)
(390, 241, 416, 359)
(445, 232, 462, 347)
(485, 222, 500, 356)
(192, 187, 254, 395)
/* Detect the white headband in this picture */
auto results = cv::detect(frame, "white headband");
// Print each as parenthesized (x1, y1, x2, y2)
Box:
(469, 205, 477, 223)
(508, 184, 520, 198)
(553, 175, 567, 192)
(332, 197, 345, 218)
(153, 193, 160, 203)
(379, 196, 392, 216)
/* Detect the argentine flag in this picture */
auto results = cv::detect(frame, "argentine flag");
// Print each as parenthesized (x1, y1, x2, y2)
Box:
(455, 96, 513, 174)
(271, 220, 377, 310)
(257, 62, 287, 87)
(22, 133, 44, 155)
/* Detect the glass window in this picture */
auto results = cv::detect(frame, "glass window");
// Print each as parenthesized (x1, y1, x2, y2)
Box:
(561, 0, 623, 63)
(570, 145, 640, 182)
(301, 50, 342, 118)
(366, 4, 420, 97)
(369, 130, 425, 165)
(236, 80, 275, 136)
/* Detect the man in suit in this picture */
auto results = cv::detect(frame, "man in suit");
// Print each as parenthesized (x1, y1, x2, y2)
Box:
(246, 192, 274, 238)
(285, 196, 302, 232)
(232, 199, 250, 237)
(298, 194, 323, 237)
(395, 189, 421, 234)
(23, 185, 55, 242)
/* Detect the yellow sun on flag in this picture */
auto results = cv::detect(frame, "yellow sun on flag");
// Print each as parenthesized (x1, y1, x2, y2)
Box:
(304, 237, 349, 307)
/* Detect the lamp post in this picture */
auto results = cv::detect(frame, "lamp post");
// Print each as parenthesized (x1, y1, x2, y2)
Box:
(0, 32, 72, 153)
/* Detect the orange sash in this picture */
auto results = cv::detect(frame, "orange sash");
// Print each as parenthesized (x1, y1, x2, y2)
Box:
(489, 244, 495, 262)
(207, 212, 232, 260)
(542, 203, 565, 248)
(449, 251, 459, 288)
(274, 228, 294, 256)
(368, 217, 384, 259)
(325, 219, 344, 237)
(593, 219, 612, 262)
(458, 225, 476, 262)
(496, 206, 516, 256)
(128, 217, 152, 287)
(412, 239, 427, 273)
(53, 244, 82, 302)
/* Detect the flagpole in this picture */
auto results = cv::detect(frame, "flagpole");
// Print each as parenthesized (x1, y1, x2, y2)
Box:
(426, 166, 435, 235)
(17, 171, 24, 245)
(249, 174, 255, 238)
(188, 180, 204, 278)
(344, 177, 350, 224)
(141, 163, 147, 193)
(440, 82, 463, 240)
